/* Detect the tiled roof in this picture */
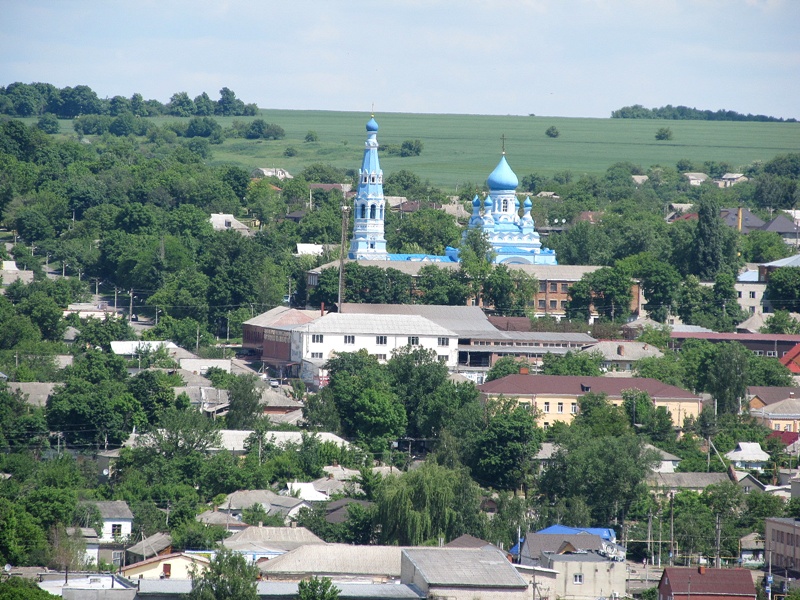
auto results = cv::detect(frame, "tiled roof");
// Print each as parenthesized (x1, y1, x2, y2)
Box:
(659, 567, 756, 595)
(479, 374, 698, 400)
(402, 547, 528, 588)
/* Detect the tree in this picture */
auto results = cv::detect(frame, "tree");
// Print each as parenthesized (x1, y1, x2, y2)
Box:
(304, 131, 319, 143)
(297, 576, 340, 600)
(655, 127, 673, 141)
(706, 342, 749, 414)
(541, 351, 603, 376)
(187, 547, 258, 600)
(761, 310, 800, 334)
(486, 355, 527, 382)
(694, 195, 726, 280)
(416, 264, 470, 306)
(545, 126, 560, 138)
(226, 375, 262, 430)
(36, 113, 60, 134)
(766, 267, 800, 312)
(459, 228, 495, 304)
(0, 577, 58, 599)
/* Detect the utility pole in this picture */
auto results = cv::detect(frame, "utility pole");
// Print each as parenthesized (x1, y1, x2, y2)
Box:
(715, 513, 721, 568)
(337, 204, 350, 312)
(129, 289, 134, 322)
(670, 492, 675, 566)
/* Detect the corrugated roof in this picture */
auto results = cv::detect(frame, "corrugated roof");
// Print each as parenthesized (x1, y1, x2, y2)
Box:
(402, 547, 527, 588)
(479, 374, 698, 400)
(221, 489, 279, 511)
(301, 314, 455, 337)
(260, 544, 402, 577)
(83, 500, 133, 520)
(244, 306, 319, 328)
(581, 341, 664, 361)
(672, 331, 800, 342)
(341, 303, 497, 334)
(648, 472, 729, 489)
(126, 532, 172, 558)
(725, 442, 770, 462)
(763, 253, 800, 268)
(223, 525, 324, 553)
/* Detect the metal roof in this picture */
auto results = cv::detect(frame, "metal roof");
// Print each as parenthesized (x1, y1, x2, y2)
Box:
(479, 374, 699, 400)
(300, 314, 456, 337)
(260, 544, 402, 577)
(402, 547, 528, 588)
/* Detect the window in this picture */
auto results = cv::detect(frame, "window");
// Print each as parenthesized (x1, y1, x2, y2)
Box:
(438, 337, 449, 346)
(543, 422, 549, 429)
(538, 300, 546, 309)
(438, 355, 448, 363)
(561, 283, 569, 293)
(754, 350, 764, 356)
(376, 335, 387, 345)
(408, 336, 419, 346)
(112, 551, 123, 566)
(549, 282, 558, 292)
(543, 402, 550, 413)
(750, 306, 756, 314)
(550, 300, 557, 309)
(561, 300, 568, 309)
(571, 402, 577, 414)
(737, 291, 743, 298)
(750, 291, 757, 299)
(573, 573, 583, 585)
(344, 335, 355, 344)
(112, 524, 122, 537)
(312, 334, 323, 343)
(539, 282, 547, 293)
(557, 402, 564, 413)
(311, 352, 323, 359)
(370, 204, 376, 218)
(767, 351, 777, 357)
(375, 354, 387, 361)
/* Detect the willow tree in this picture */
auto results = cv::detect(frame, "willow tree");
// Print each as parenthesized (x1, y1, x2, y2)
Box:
(375, 462, 484, 546)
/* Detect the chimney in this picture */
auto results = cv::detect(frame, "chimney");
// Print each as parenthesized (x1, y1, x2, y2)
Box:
(698, 565, 706, 575)
(617, 345, 624, 356)
(258, 521, 263, 528)
(320, 302, 325, 316)
(519, 366, 529, 375)
(290, 521, 297, 529)
(791, 392, 795, 398)
(737, 207, 743, 232)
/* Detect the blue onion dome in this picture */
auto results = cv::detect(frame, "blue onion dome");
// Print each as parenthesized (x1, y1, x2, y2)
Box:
(472, 195, 481, 208)
(366, 117, 379, 132)
(524, 196, 532, 210)
(487, 155, 519, 190)
(484, 197, 493, 209)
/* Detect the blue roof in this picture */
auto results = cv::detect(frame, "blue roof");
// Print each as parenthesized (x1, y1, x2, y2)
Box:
(537, 525, 616, 542)
(487, 155, 519, 190)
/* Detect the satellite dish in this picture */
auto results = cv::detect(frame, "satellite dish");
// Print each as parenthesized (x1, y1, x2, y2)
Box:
(3, 564, 11, 573)
(102, 469, 110, 477)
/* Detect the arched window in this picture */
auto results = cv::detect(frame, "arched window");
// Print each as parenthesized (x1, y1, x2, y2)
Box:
(502, 199, 509, 212)
(370, 204, 376, 219)
(360, 204, 366, 219)
(379, 206, 384, 219)
(371, 174, 376, 183)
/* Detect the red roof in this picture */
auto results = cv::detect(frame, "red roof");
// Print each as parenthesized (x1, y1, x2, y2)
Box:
(768, 430, 799, 446)
(660, 567, 755, 596)
(780, 343, 800, 373)
(479, 374, 699, 400)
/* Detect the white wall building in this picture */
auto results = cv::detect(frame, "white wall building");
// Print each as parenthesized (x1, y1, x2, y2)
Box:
(291, 313, 458, 387)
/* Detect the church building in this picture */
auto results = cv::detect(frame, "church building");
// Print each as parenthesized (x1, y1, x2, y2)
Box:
(348, 116, 556, 265)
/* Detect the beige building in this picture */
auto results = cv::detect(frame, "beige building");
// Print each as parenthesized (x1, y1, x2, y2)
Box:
(751, 396, 800, 432)
(121, 552, 209, 580)
(765, 518, 800, 573)
(479, 374, 701, 429)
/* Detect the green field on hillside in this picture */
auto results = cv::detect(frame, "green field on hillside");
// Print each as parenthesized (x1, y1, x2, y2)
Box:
(55, 110, 800, 191)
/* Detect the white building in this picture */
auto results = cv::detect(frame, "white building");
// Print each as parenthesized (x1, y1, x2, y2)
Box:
(724, 442, 770, 472)
(291, 313, 458, 387)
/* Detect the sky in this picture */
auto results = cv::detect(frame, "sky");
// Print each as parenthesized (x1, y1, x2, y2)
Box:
(1, 0, 798, 119)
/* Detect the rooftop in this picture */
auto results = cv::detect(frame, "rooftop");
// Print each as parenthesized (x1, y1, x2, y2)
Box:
(260, 544, 402, 577)
(479, 374, 699, 400)
(402, 547, 528, 588)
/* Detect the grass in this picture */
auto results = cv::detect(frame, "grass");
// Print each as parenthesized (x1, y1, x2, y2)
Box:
(38, 110, 800, 191)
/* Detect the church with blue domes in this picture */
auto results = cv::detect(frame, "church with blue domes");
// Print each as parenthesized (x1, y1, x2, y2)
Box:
(348, 116, 557, 266)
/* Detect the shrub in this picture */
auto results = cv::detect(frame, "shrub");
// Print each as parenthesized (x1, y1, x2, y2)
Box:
(655, 127, 673, 141)
(545, 126, 560, 138)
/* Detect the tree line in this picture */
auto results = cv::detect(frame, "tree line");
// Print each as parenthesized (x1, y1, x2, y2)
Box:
(0, 82, 257, 119)
(611, 103, 797, 122)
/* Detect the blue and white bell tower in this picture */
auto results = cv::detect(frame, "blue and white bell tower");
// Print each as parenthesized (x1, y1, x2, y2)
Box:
(348, 117, 388, 260)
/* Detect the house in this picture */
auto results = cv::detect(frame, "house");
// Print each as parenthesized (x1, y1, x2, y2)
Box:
(750, 396, 800, 432)
(251, 167, 293, 180)
(65, 527, 99, 567)
(781, 344, 800, 375)
(82, 500, 133, 543)
(479, 374, 702, 429)
(209, 213, 252, 236)
(669, 331, 800, 359)
(121, 552, 210, 580)
(621, 316, 663, 340)
(446, 534, 496, 549)
(535, 525, 617, 544)
(644, 443, 681, 473)
(657, 566, 756, 599)
(580, 340, 663, 372)
(179, 358, 231, 374)
(126, 532, 172, 565)
(401, 547, 529, 600)
(731, 470, 766, 494)
(6, 382, 61, 407)
(0, 261, 34, 285)
(63, 301, 123, 320)
(739, 532, 765, 566)
(222, 525, 325, 560)
(750, 386, 800, 409)
(258, 543, 401, 582)
(720, 207, 765, 233)
(762, 214, 799, 247)
(724, 442, 770, 471)
(324, 499, 373, 525)
(648, 472, 730, 495)
(519, 531, 626, 600)
(715, 172, 749, 188)
(195, 509, 249, 532)
(632, 175, 649, 185)
(683, 172, 710, 186)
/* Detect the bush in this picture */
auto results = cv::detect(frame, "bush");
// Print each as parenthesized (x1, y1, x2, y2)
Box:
(245, 119, 285, 140)
(36, 113, 60, 134)
(284, 146, 298, 157)
(655, 127, 673, 141)
(304, 130, 319, 142)
(545, 126, 560, 138)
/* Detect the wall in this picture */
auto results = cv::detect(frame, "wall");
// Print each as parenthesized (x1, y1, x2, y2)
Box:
(123, 556, 207, 580)
(546, 558, 626, 600)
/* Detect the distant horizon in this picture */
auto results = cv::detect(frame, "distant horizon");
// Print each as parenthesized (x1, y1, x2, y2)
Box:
(2, 1, 797, 122)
